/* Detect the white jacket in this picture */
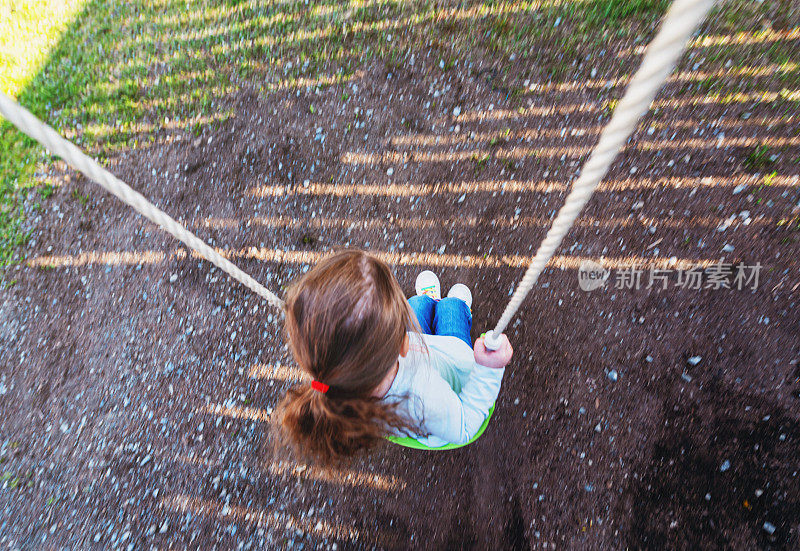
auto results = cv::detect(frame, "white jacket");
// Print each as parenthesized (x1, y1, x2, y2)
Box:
(383, 333, 505, 446)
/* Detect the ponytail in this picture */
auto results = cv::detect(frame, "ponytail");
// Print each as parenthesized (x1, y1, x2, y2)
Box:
(279, 384, 413, 463)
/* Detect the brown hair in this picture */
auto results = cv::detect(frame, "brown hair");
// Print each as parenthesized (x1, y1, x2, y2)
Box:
(278, 250, 418, 463)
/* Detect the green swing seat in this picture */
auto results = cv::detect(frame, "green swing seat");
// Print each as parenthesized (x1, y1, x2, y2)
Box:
(386, 405, 495, 450)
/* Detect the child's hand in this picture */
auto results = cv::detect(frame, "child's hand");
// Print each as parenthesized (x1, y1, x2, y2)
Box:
(474, 334, 513, 369)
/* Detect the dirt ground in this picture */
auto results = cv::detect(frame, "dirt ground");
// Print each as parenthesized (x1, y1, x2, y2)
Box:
(1, 34, 800, 551)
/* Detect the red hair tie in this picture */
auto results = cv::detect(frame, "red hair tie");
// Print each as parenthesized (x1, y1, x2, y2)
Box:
(311, 380, 329, 394)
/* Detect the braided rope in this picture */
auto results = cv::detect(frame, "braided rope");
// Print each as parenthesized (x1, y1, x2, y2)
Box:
(0, 91, 284, 309)
(484, 0, 715, 349)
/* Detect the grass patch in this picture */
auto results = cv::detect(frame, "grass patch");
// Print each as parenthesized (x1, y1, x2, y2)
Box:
(38, 183, 54, 199)
(471, 152, 491, 176)
(744, 144, 776, 171)
(70, 188, 89, 207)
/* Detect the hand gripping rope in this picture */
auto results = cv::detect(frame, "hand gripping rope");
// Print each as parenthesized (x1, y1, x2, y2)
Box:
(0, 0, 713, 347)
(483, 0, 715, 349)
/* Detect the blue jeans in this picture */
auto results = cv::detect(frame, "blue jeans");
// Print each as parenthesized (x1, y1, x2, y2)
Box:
(408, 295, 472, 348)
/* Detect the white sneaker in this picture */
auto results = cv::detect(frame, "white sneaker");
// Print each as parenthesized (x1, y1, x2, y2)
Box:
(447, 283, 472, 310)
(415, 270, 441, 300)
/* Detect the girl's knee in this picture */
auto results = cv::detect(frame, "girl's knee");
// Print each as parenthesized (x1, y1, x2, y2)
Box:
(409, 294, 436, 308)
(438, 296, 469, 312)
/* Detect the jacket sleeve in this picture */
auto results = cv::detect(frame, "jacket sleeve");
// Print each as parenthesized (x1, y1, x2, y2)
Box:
(417, 362, 505, 444)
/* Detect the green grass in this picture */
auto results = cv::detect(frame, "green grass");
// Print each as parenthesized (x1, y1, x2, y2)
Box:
(70, 188, 88, 207)
(1, 0, 89, 268)
(744, 144, 776, 171)
(0, 0, 796, 272)
(37, 183, 54, 199)
(0, 0, 87, 97)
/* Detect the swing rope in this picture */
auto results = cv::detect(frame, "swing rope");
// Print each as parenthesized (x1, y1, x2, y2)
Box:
(483, 0, 714, 349)
(0, 0, 713, 341)
(0, 91, 284, 309)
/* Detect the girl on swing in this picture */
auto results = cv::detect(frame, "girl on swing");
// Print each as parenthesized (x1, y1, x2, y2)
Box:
(279, 249, 513, 462)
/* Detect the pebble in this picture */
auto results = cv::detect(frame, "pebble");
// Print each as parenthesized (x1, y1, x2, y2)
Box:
(607, 369, 619, 382)
(717, 216, 735, 231)
(732, 184, 747, 194)
(721, 244, 735, 253)
(687, 356, 702, 366)
(386, 167, 394, 176)
(452, 106, 461, 117)
(169, 273, 178, 283)
(763, 521, 777, 535)
(720, 459, 731, 472)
